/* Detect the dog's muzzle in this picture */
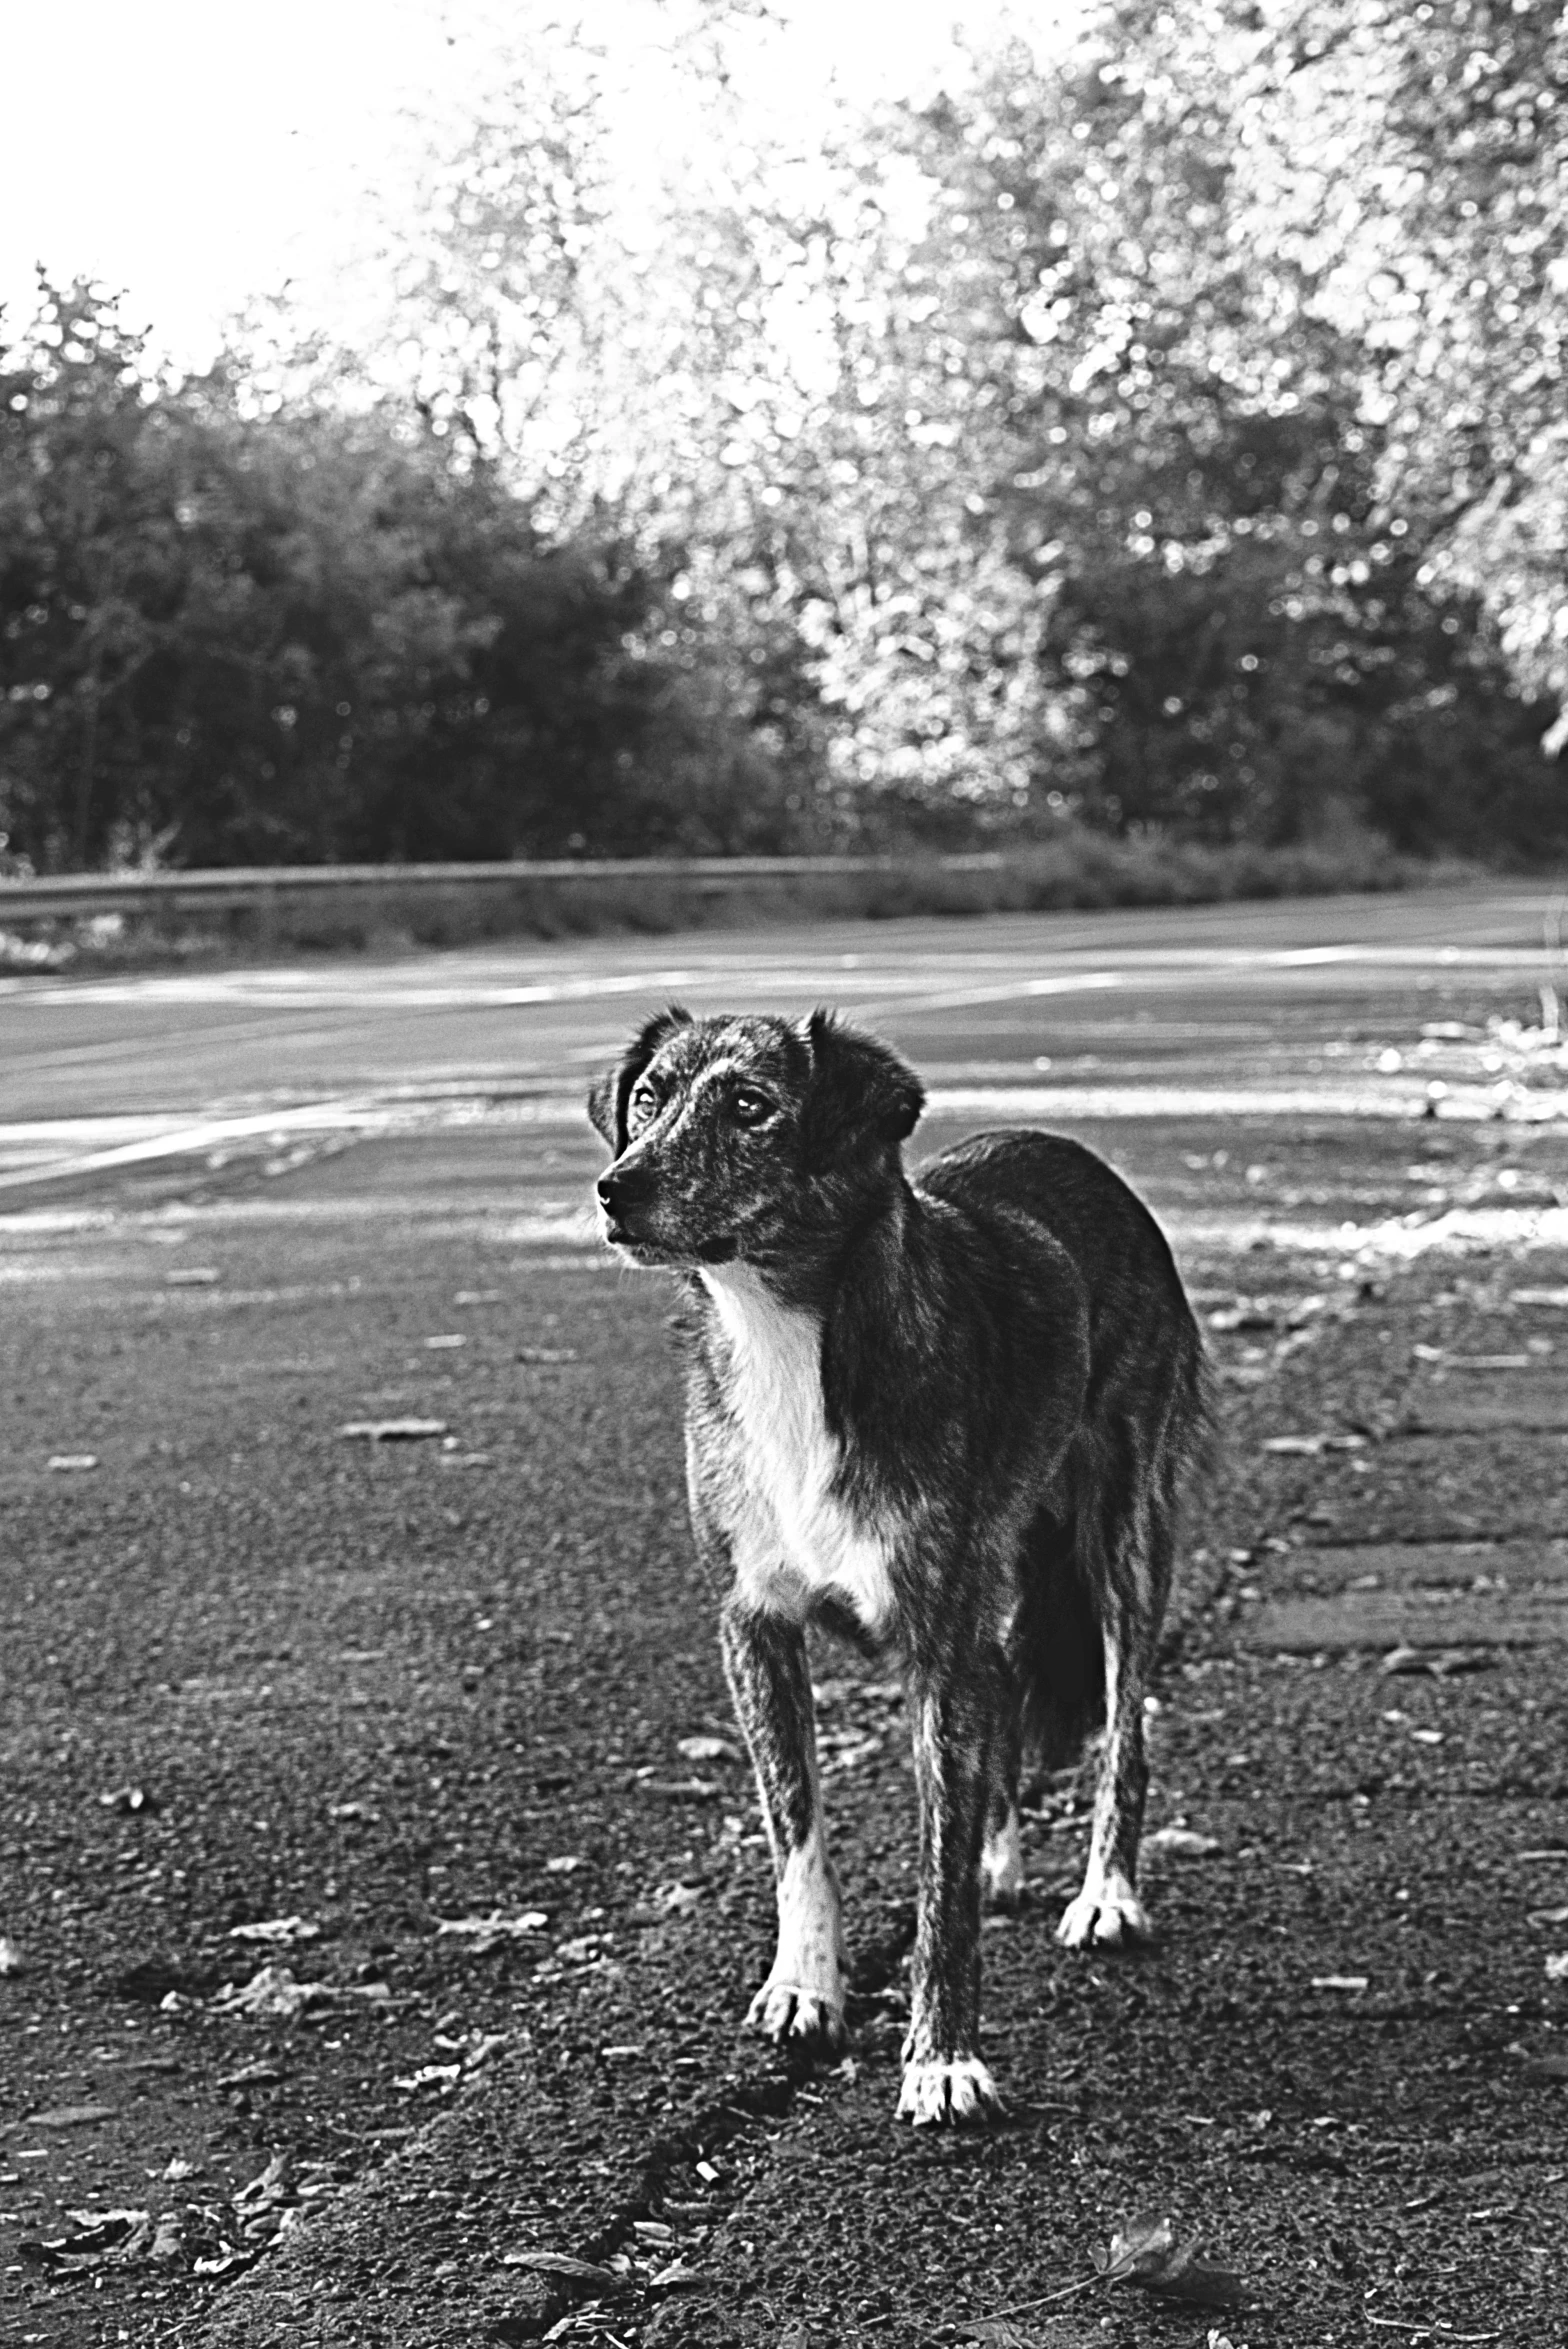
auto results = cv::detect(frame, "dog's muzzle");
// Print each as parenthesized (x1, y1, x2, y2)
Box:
(596, 1162, 654, 1243)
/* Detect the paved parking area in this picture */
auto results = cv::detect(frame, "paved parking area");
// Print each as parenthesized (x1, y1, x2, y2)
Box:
(4, 890, 1568, 2345)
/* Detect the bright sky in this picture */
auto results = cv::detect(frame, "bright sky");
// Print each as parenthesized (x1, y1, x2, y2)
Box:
(2, 0, 1075, 371)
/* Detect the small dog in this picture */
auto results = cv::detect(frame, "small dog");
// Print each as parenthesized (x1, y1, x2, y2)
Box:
(588, 1008, 1208, 2125)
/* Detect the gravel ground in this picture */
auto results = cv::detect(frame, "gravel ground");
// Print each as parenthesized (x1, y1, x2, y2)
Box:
(5, 946, 1568, 2348)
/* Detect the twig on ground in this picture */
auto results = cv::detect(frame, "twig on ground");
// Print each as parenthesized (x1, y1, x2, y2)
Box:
(1363, 2317, 1501, 2342)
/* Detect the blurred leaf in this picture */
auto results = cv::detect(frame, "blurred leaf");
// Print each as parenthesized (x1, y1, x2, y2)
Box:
(1098, 2212, 1244, 2309)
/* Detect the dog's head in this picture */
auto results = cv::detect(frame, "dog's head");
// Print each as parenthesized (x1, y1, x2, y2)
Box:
(587, 1006, 924, 1269)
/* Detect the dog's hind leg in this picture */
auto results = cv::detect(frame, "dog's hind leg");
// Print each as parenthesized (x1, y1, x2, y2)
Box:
(899, 1657, 1006, 2125)
(1055, 1603, 1154, 1947)
(1056, 1487, 1171, 1950)
(980, 1655, 1024, 1909)
(720, 1596, 846, 2049)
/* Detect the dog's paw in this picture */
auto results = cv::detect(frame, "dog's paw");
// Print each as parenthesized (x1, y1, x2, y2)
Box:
(896, 2054, 1003, 2127)
(746, 1977, 846, 2049)
(1056, 1868, 1152, 1949)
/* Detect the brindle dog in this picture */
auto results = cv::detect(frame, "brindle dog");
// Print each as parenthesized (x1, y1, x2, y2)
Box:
(589, 1007, 1209, 2125)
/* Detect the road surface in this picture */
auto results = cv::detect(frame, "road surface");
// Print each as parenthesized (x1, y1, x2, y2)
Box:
(3, 887, 1568, 2348)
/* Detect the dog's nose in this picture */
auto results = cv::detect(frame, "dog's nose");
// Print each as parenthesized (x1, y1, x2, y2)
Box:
(597, 1164, 652, 1218)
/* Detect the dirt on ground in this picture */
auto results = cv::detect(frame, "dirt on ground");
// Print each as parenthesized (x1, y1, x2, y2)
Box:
(4, 1096, 1568, 2349)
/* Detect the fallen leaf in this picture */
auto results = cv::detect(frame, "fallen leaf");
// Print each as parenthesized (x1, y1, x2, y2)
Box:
(652, 1882, 705, 1914)
(99, 1785, 158, 1815)
(19, 2207, 150, 2268)
(229, 1915, 320, 1945)
(501, 2248, 626, 2289)
(675, 1734, 738, 1763)
(234, 2153, 293, 2210)
(545, 1854, 585, 1874)
(555, 1934, 606, 1963)
(1544, 1953, 1568, 1981)
(1527, 1907, 1568, 1927)
(0, 1935, 24, 1976)
(435, 1910, 548, 1953)
(392, 2062, 461, 2093)
(47, 1453, 99, 1472)
(211, 1965, 333, 2020)
(23, 2104, 118, 2129)
(338, 1418, 448, 1441)
(1263, 1432, 1365, 1456)
(1143, 1827, 1222, 1858)
(1383, 1646, 1494, 1678)
(1098, 2213, 1243, 2309)
(165, 1267, 220, 1286)
(648, 2259, 705, 2289)
(954, 2324, 1045, 2346)
(1311, 1975, 1370, 1993)
(516, 1346, 578, 1363)
(216, 2062, 283, 2090)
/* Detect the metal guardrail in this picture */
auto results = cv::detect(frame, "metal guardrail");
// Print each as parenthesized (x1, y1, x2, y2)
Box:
(0, 853, 1009, 922)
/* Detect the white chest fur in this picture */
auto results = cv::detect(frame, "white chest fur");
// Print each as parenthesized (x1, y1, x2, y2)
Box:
(699, 1264, 896, 1634)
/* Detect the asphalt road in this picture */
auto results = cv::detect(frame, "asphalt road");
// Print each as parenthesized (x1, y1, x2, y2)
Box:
(4, 888, 1568, 2349)
(3, 883, 1564, 1142)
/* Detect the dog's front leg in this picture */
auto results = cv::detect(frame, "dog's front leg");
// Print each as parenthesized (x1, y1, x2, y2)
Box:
(719, 1595, 846, 2049)
(900, 1664, 1005, 2125)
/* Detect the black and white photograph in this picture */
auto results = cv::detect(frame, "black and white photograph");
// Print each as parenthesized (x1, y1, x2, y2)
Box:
(3, 2, 1568, 2342)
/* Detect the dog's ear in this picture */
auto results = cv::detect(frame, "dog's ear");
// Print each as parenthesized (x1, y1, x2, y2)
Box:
(587, 1005, 692, 1151)
(800, 1009, 923, 1172)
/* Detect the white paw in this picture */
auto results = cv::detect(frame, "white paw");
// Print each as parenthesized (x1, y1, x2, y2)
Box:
(746, 1977, 845, 2048)
(981, 1808, 1024, 1908)
(1056, 1868, 1152, 1949)
(897, 2054, 1003, 2127)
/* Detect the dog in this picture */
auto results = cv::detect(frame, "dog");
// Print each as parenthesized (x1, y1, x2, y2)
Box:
(588, 1007, 1209, 2125)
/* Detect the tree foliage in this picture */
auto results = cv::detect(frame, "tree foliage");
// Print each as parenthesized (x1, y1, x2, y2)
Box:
(0, 279, 810, 870)
(3, 0, 1565, 872)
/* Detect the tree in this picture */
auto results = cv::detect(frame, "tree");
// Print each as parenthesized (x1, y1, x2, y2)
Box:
(0, 278, 805, 869)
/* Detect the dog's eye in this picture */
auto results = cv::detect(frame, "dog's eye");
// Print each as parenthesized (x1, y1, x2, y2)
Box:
(731, 1089, 774, 1128)
(628, 1081, 661, 1128)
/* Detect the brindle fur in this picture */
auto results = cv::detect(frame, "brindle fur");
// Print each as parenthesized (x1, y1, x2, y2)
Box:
(588, 1007, 1210, 2125)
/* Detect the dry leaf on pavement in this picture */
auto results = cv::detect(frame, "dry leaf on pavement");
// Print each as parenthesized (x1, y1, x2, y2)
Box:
(211, 1965, 333, 2019)
(1143, 1826, 1223, 1858)
(229, 1915, 320, 1944)
(1097, 2213, 1244, 2309)
(338, 1418, 448, 1441)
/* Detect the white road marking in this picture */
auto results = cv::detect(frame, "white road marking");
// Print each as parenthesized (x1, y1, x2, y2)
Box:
(0, 1099, 402, 1192)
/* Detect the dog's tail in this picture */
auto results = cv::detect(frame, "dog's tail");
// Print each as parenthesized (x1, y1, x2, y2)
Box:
(1013, 1503, 1105, 1770)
